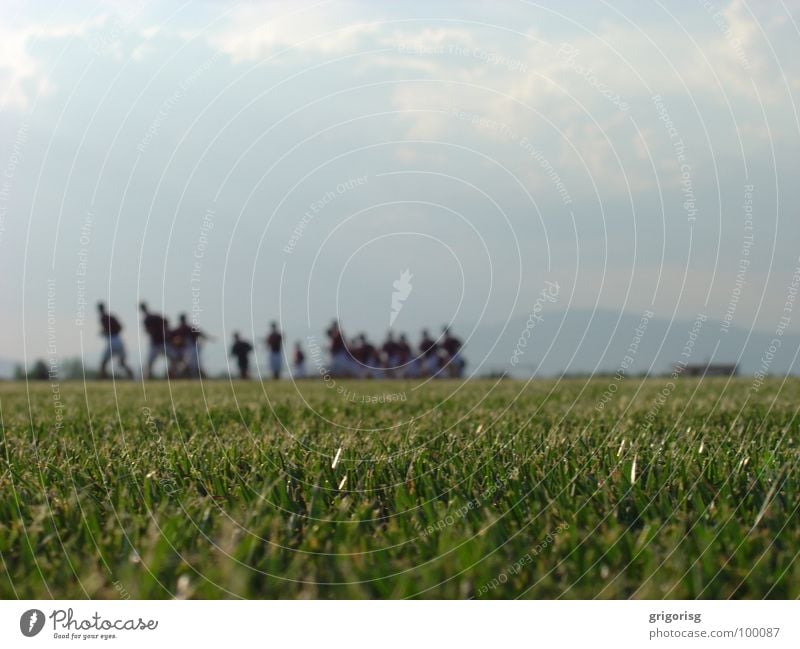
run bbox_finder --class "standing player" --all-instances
[419,329,439,377]
[381,331,400,377]
[441,326,465,378]
[97,302,134,379]
[352,333,376,379]
[139,302,170,379]
[265,322,284,380]
[327,320,349,377]
[230,332,253,380]
[293,341,306,378]
[397,333,413,378]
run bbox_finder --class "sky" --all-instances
[1,0,799,377]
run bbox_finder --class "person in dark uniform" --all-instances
[354,333,378,378]
[230,332,253,380]
[171,313,211,378]
[397,333,413,378]
[293,341,306,378]
[382,331,400,377]
[419,329,439,377]
[97,302,134,379]
[140,302,170,379]
[265,321,283,380]
[327,320,350,377]
[441,326,465,378]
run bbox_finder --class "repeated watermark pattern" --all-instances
[415,460,521,538]
[595,309,655,411]
[750,256,800,393]
[449,108,574,206]
[698,0,751,69]
[652,95,696,223]
[720,184,754,335]
[474,523,570,597]
[191,204,216,329]
[0,120,28,249]
[2,1,800,612]
[74,211,93,328]
[305,335,407,403]
[557,43,630,111]
[510,280,560,368]
[283,175,368,255]
[136,52,222,154]
[398,41,528,72]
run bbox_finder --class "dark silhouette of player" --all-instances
[293,341,306,378]
[140,302,170,379]
[265,321,283,380]
[397,333,413,377]
[382,331,400,377]
[351,333,379,378]
[326,319,350,377]
[441,325,465,378]
[171,313,211,378]
[230,332,253,379]
[419,329,438,376]
[97,302,133,379]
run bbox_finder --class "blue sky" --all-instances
[1,0,798,376]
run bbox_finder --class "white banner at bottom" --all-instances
[1,600,797,648]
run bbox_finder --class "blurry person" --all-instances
[230,332,253,380]
[293,341,306,378]
[364,335,381,378]
[355,333,378,378]
[327,320,350,377]
[382,331,400,377]
[169,315,192,378]
[167,320,188,377]
[265,321,283,380]
[140,302,170,379]
[442,326,465,378]
[419,329,439,376]
[348,336,364,377]
[172,313,211,378]
[97,302,133,379]
[397,333,413,378]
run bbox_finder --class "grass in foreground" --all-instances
[0,377,798,598]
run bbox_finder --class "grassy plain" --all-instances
[1,377,797,598]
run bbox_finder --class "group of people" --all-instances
[139,303,213,378]
[96,302,466,380]
[229,322,284,380]
[97,301,215,379]
[323,320,465,379]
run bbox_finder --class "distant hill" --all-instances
[469,308,800,379]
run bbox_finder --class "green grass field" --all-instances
[1,378,798,599]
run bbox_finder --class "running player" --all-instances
[172,314,211,378]
[293,342,306,378]
[97,302,134,379]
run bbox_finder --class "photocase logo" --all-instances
[390,269,413,326]
[20,609,45,637]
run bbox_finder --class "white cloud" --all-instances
[0,13,115,109]
[207,1,380,63]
